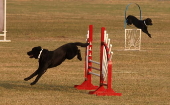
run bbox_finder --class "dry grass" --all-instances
[0,0,170,105]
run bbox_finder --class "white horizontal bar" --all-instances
[125,29,141,31]
[89,72,100,77]
[0,34,5,36]
[89,60,100,65]
[89,66,100,71]
[0,40,11,42]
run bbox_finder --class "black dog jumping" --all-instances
[126,15,153,38]
[24,42,89,85]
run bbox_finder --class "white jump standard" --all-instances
[0,0,11,42]
[74,25,122,96]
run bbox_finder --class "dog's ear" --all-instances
[31,46,42,52]
[38,46,42,49]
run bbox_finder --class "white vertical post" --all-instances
[139,29,141,50]
[4,0,6,40]
[125,29,127,50]
[0,0,11,42]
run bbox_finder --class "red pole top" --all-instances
[89,25,93,42]
[101,27,105,43]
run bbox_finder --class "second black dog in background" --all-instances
[126,15,153,38]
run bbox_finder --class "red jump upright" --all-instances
[74,25,98,90]
[75,25,122,96]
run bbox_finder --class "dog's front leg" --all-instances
[142,27,152,38]
[24,69,39,81]
[30,64,48,85]
[30,71,46,85]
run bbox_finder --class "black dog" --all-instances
[126,15,153,38]
[24,42,89,85]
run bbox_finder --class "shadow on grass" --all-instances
[0,80,83,93]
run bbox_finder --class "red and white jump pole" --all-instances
[74,25,122,96]
[74,25,98,90]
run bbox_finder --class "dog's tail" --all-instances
[74,42,89,47]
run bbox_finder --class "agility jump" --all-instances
[75,25,121,96]
[124,3,142,50]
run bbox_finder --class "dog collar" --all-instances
[38,49,43,59]
[144,20,147,26]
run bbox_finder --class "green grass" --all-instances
[0,0,170,105]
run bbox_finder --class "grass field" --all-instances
[0,0,170,104]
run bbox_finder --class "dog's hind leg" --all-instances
[77,49,82,61]
[24,70,39,81]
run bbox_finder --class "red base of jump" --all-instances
[74,80,98,90]
[89,86,122,96]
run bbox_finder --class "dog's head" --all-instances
[27,46,42,59]
[144,18,153,25]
